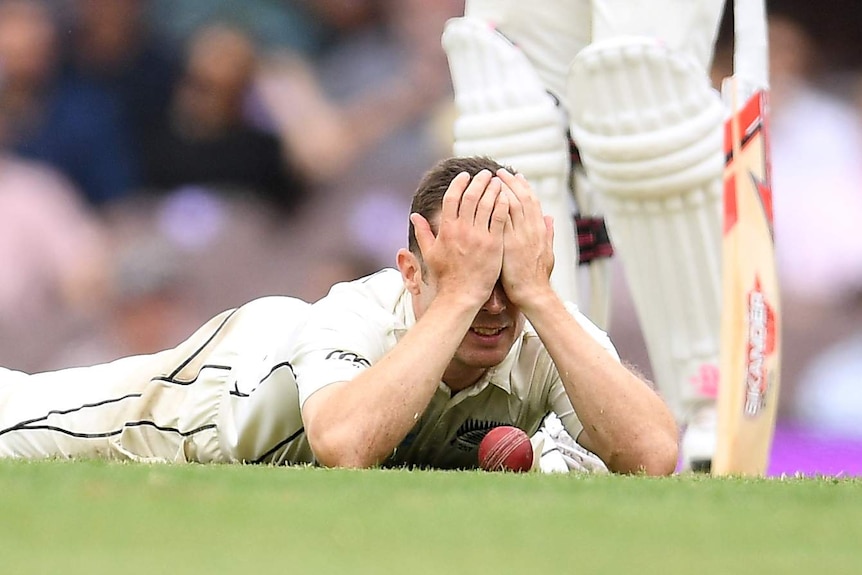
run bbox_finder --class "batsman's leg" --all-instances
[452,0,617,326]
[568,0,728,470]
[442,7,587,303]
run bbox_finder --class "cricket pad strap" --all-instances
[443,16,579,302]
[576,216,614,264]
[567,36,725,420]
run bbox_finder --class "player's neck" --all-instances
[442,365,487,393]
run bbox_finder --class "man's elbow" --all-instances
[314,447,380,469]
[302,391,386,469]
[637,438,679,476]
[608,431,679,476]
[631,432,679,476]
[306,424,383,469]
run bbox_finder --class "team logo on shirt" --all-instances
[324,350,371,368]
[452,419,509,452]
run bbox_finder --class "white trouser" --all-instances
[0,297,314,464]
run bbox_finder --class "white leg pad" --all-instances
[443,16,579,302]
[568,37,725,421]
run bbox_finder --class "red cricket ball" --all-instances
[478,425,534,472]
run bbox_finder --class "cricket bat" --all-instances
[712,0,782,476]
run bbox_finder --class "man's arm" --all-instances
[301,171,509,468]
[497,169,678,475]
[300,294,480,468]
[527,293,678,475]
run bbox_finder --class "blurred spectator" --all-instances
[0,151,110,371]
[252,0,461,271]
[147,0,325,55]
[793,321,862,439]
[766,14,862,424]
[710,11,862,303]
[767,14,862,302]
[61,0,181,164]
[774,12,862,439]
[139,22,308,214]
[255,0,457,189]
[48,237,202,369]
[296,247,381,303]
[0,0,138,206]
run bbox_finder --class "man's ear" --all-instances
[396,248,423,295]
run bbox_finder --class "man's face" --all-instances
[452,280,524,369]
[408,261,525,381]
[0,3,57,89]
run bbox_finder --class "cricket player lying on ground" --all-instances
[0,157,678,475]
[443,0,728,470]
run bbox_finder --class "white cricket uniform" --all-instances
[0,296,314,464]
[0,269,620,468]
[292,269,619,469]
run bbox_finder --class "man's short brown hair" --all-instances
[407,156,514,257]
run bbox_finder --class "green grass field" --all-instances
[0,461,859,575]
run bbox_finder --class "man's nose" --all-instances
[482,283,508,314]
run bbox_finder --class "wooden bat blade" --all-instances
[713,87,782,476]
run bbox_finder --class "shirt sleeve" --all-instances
[563,301,620,361]
[291,289,395,407]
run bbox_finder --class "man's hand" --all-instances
[412,170,509,306]
[497,169,556,308]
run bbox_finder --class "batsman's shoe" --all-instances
[680,403,717,472]
[532,413,609,474]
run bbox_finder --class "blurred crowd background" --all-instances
[0,0,860,446]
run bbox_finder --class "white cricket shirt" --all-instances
[292,269,620,469]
